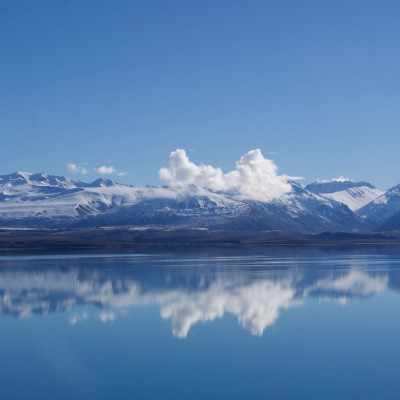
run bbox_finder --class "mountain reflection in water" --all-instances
[0,250,397,338]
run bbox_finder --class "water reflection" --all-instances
[0,252,397,337]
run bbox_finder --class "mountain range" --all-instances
[1,171,400,233]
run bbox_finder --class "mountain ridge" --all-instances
[0,171,396,234]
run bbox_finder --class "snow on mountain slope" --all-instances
[0,171,366,233]
[305,179,384,211]
[0,171,83,188]
[0,172,251,227]
[357,184,400,229]
[316,187,384,212]
[65,180,365,232]
[250,182,366,233]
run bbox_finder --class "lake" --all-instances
[1,246,400,399]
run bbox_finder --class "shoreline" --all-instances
[1,228,400,255]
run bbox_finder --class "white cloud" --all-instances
[94,166,117,175]
[317,176,350,183]
[159,149,298,202]
[93,166,128,176]
[66,163,89,175]
[66,163,127,177]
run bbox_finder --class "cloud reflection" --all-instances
[0,257,393,338]
[158,280,296,338]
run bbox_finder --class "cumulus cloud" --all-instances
[159,149,298,201]
[93,166,127,177]
[66,163,89,175]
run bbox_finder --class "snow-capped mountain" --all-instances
[245,182,365,233]
[357,183,400,230]
[0,171,250,226]
[0,171,372,233]
[305,179,384,212]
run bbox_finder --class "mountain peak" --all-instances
[89,178,116,187]
[0,171,31,185]
[305,180,375,194]
[12,171,31,180]
[29,172,78,188]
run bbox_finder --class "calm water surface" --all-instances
[1,247,400,399]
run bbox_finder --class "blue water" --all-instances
[1,247,400,399]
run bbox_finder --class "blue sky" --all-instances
[1,0,399,189]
